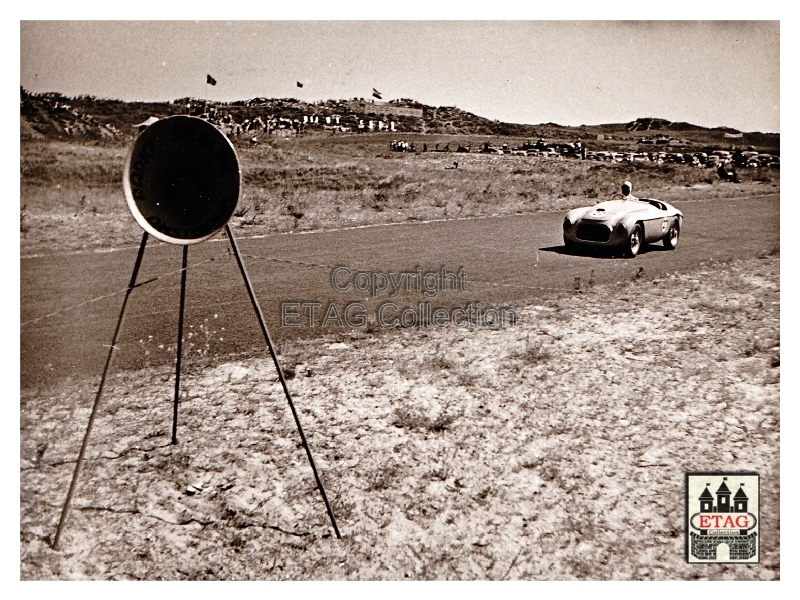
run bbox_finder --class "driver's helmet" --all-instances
[621,181,633,195]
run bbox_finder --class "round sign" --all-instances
[123,115,241,244]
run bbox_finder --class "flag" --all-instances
[297,81,304,88]
[372,88,382,100]
[207,74,217,86]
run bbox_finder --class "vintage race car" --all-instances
[563,195,682,257]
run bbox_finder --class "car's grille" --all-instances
[576,223,611,242]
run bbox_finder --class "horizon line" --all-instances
[21,87,781,136]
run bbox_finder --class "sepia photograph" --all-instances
[19,16,783,582]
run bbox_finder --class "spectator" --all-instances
[717,161,741,183]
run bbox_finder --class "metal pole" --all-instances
[172,244,189,444]
[224,224,341,539]
[53,232,149,549]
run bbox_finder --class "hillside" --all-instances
[20,88,779,154]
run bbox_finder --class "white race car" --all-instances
[563,195,683,258]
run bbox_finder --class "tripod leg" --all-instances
[53,232,149,549]
[172,244,189,445]
[224,224,341,539]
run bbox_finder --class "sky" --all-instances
[20,20,780,133]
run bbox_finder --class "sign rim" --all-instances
[122,115,242,245]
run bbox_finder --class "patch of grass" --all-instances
[510,336,552,366]
[688,299,747,315]
[391,406,457,432]
[278,341,303,379]
[456,371,482,387]
[428,345,457,371]
[753,168,775,183]
[366,462,402,491]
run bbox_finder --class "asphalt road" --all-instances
[21,193,779,389]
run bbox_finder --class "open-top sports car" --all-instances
[563,195,683,258]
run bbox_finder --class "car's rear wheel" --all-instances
[624,224,643,258]
[663,220,680,250]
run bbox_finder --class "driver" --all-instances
[621,181,638,201]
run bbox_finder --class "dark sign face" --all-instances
[123,116,241,244]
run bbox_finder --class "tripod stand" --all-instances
[52,225,341,548]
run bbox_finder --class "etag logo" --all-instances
[686,473,760,563]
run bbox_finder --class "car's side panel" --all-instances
[633,200,672,242]
[643,216,671,242]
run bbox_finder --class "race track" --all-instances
[21,193,779,389]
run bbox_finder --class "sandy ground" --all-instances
[20,254,779,580]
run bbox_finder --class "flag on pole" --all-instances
[372,88,382,100]
[207,74,217,86]
[297,81,304,88]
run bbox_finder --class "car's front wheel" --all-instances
[624,224,643,258]
[663,220,680,250]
